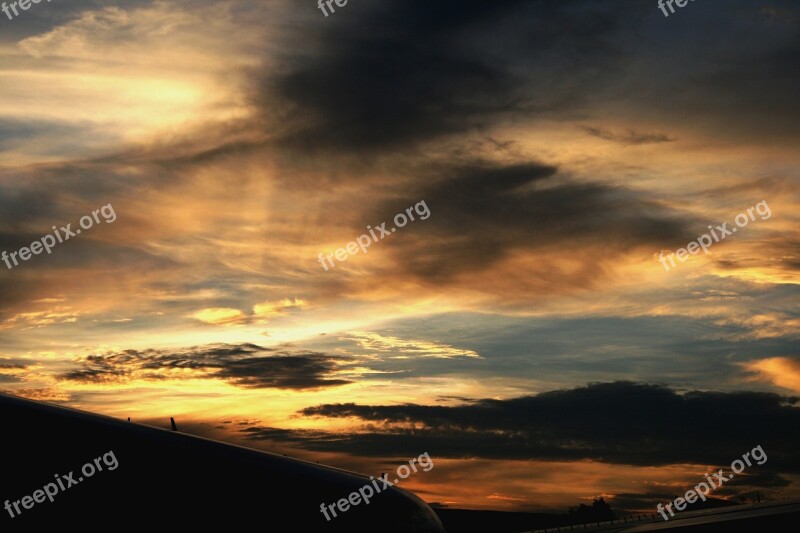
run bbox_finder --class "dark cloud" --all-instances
[0,357,29,370]
[240,382,800,472]
[267,0,800,150]
[0,276,40,314]
[267,0,647,152]
[711,235,800,275]
[369,162,690,283]
[0,359,30,385]
[0,119,70,148]
[212,354,351,389]
[0,180,67,225]
[694,29,800,139]
[59,343,352,390]
[613,1,800,142]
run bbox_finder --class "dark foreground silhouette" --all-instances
[0,393,444,531]
[435,498,799,532]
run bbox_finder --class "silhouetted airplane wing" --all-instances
[0,393,445,531]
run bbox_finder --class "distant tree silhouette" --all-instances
[568,497,616,524]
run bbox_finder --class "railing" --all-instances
[524,512,665,532]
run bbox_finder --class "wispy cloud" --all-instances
[346,331,481,359]
[581,126,676,145]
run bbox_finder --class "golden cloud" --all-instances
[741,357,800,393]
[190,308,247,325]
[253,298,309,318]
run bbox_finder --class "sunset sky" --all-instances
[1,0,799,514]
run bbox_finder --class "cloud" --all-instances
[266,0,647,152]
[741,357,800,393]
[581,126,676,145]
[0,387,71,402]
[368,162,691,287]
[345,331,481,359]
[190,298,310,325]
[253,298,308,318]
[241,382,800,471]
[0,357,31,384]
[189,307,248,325]
[1,307,81,330]
[59,343,353,390]
[3,1,258,152]
[0,357,29,370]
[212,353,351,389]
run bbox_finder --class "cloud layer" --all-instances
[241,382,800,472]
[60,343,352,389]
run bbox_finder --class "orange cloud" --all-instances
[741,357,800,393]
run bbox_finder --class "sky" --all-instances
[1,0,799,514]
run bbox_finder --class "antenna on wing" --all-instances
[170,417,178,431]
